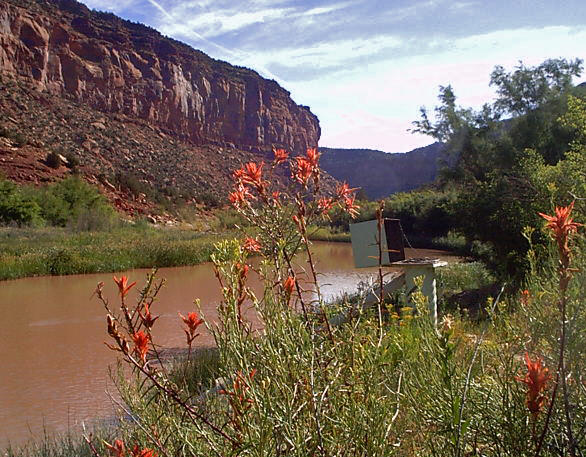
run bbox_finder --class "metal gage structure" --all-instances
[348,218,446,327]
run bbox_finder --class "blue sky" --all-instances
[79,0,586,152]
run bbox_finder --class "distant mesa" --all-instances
[320,143,445,200]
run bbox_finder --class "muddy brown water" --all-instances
[0,242,456,446]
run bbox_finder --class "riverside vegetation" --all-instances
[0,176,247,279]
[11,145,580,457]
[4,58,586,456]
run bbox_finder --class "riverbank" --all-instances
[309,226,490,260]
[0,222,485,281]
[0,224,232,280]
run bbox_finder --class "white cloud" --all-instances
[161,6,293,38]
[258,35,403,69]
[303,3,353,17]
[290,25,586,151]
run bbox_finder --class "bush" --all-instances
[0,179,43,226]
[64,152,80,169]
[35,177,117,228]
[198,191,221,209]
[46,150,62,169]
[0,126,27,147]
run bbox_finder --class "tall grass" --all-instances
[0,225,230,280]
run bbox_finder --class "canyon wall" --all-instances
[0,0,320,153]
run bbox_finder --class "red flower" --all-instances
[284,276,296,295]
[113,276,137,298]
[132,331,150,363]
[538,201,582,261]
[105,439,125,457]
[140,302,159,329]
[520,289,530,306]
[130,446,157,457]
[317,197,334,214]
[343,195,360,219]
[293,157,313,186]
[336,182,359,199]
[516,352,551,417]
[229,184,255,209]
[233,167,245,181]
[292,214,304,231]
[234,162,266,193]
[243,236,262,253]
[179,311,204,335]
[273,147,289,165]
[305,147,319,169]
[236,262,249,279]
[220,369,257,403]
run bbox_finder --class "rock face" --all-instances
[320,143,446,199]
[0,0,320,153]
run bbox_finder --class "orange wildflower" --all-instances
[130,446,157,457]
[273,147,289,165]
[292,214,304,231]
[336,182,358,199]
[220,369,257,403]
[343,195,360,219]
[113,276,137,298]
[237,162,266,193]
[520,289,530,306]
[132,331,150,363]
[243,236,262,253]
[271,190,282,207]
[516,352,551,417]
[235,262,249,279]
[140,302,159,329]
[284,276,296,295]
[229,184,255,208]
[538,201,582,261]
[105,439,125,457]
[293,157,313,186]
[317,197,334,214]
[179,311,204,336]
[306,147,320,169]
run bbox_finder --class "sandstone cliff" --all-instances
[0,0,320,152]
[0,0,326,217]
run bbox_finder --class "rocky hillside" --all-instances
[0,0,322,216]
[320,143,445,200]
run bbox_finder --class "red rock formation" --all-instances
[0,0,320,153]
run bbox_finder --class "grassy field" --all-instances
[0,224,233,280]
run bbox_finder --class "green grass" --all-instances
[307,225,351,242]
[3,428,114,457]
[0,225,233,280]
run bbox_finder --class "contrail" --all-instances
[145,0,173,20]
[145,0,285,84]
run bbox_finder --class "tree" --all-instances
[411,58,585,279]
[490,58,583,116]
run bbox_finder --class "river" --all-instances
[0,242,456,446]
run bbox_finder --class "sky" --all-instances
[79,0,586,152]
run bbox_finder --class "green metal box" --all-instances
[349,219,405,268]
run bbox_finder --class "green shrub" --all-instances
[35,177,116,228]
[64,152,80,169]
[198,191,221,209]
[45,151,62,169]
[0,179,43,226]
